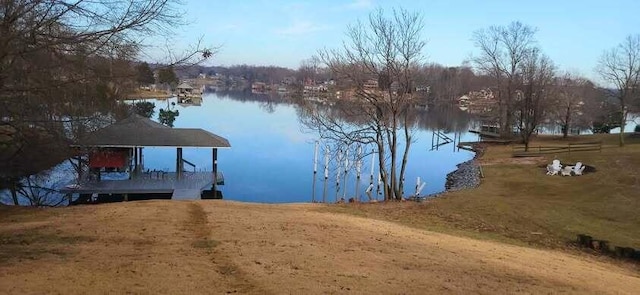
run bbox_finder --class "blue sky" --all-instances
[168,0,639,82]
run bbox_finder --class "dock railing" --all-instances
[182,158,196,173]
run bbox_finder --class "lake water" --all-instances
[137,92,476,203]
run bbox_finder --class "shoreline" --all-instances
[444,142,485,192]
[125,92,174,100]
[445,159,480,191]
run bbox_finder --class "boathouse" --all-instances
[61,114,230,203]
[176,82,202,98]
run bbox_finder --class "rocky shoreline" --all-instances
[445,159,480,191]
[444,142,484,192]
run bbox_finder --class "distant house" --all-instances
[251,82,267,92]
[304,84,326,93]
[282,77,296,85]
[415,85,430,92]
[363,79,379,89]
[458,95,470,111]
[336,89,356,100]
[458,89,497,114]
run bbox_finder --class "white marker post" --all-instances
[312,141,319,203]
[342,147,349,200]
[336,149,342,202]
[377,172,382,200]
[323,145,329,203]
[415,177,426,199]
[355,145,362,202]
[368,149,375,201]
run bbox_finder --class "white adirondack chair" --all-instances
[547,159,562,176]
[561,166,573,176]
[573,162,585,176]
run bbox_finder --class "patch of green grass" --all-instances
[0,231,94,245]
[192,239,220,249]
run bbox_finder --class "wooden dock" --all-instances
[171,189,202,200]
[468,129,501,138]
[61,172,224,199]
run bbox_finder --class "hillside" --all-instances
[1,200,639,294]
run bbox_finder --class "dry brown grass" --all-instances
[0,206,91,263]
[324,133,640,252]
[2,201,640,294]
[126,89,172,99]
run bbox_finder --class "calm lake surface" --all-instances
[139,92,476,203]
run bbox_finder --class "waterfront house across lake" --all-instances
[61,114,230,203]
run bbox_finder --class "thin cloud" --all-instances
[221,23,242,31]
[275,21,330,36]
[207,22,244,34]
[346,0,373,9]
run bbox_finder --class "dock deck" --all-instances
[468,129,501,138]
[60,172,224,197]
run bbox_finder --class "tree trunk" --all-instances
[619,103,626,147]
[500,102,510,138]
[398,124,411,199]
[376,134,389,201]
[10,181,19,205]
[563,105,571,138]
[389,126,399,200]
[523,130,531,152]
[501,83,514,138]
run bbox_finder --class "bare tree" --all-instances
[597,34,640,146]
[472,21,537,138]
[417,64,475,104]
[514,49,556,151]
[551,73,595,138]
[303,8,425,201]
[0,0,214,205]
[297,57,321,85]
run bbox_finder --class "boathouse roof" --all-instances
[76,114,231,148]
[176,82,194,89]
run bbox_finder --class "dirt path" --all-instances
[1,201,639,294]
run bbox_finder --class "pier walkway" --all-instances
[61,172,224,199]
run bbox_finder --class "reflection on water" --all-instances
[139,91,476,203]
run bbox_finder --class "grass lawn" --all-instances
[126,89,173,99]
[322,133,640,251]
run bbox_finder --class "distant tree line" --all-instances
[301,20,639,150]
[174,64,296,85]
[469,21,639,148]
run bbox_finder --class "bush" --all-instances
[158,108,179,127]
[133,101,155,118]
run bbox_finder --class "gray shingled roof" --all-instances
[177,82,194,89]
[77,114,231,148]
